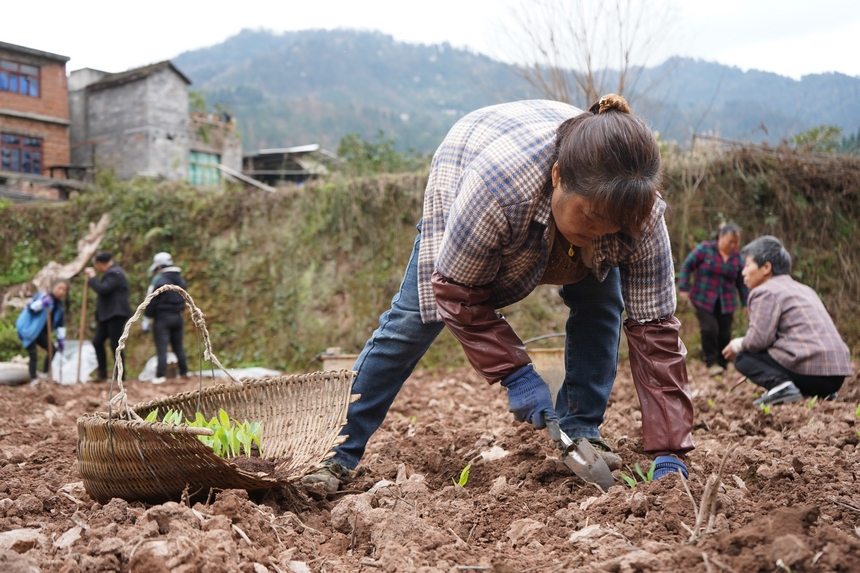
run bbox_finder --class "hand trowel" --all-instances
[545,416,615,491]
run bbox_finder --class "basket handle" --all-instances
[109,284,239,420]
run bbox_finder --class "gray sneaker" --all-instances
[301,461,351,493]
[753,381,802,407]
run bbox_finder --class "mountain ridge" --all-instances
[172,28,860,153]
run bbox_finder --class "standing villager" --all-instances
[16,279,69,385]
[678,223,749,377]
[304,96,695,493]
[722,235,853,406]
[84,251,132,381]
[142,252,188,384]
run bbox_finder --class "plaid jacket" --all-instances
[742,275,852,376]
[677,240,749,314]
[417,99,677,324]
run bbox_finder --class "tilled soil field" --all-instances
[1,358,859,573]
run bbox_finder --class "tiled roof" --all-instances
[87,60,191,91]
[0,41,69,63]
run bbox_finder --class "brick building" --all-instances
[69,61,241,183]
[0,41,80,201]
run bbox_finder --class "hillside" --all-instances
[173,29,537,153]
[2,146,859,373]
[642,57,860,144]
[173,29,860,153]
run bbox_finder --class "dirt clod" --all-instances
[0,363,857,571]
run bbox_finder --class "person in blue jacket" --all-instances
[16,279,69,385]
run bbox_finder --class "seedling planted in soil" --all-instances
[759,403,772,415]
[145,407,263,458]
[805,396,818,409]
[621,461,656,488]
[453,463,472,487]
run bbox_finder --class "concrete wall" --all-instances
[143,68,189,180]
[68,68,108,166]
[70,67,189,180]
[85,76,150,178]
[67,63,253,185]
[67,68,107,92]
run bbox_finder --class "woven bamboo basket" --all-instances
[76,285,358,504]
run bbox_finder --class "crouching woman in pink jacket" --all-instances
[722,235,853,406]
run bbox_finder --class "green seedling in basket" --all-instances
[145,407,263,458]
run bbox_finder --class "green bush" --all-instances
[0,313,23,362]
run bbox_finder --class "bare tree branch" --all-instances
[501,0,680,111]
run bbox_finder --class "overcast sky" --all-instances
[4,0,859,80]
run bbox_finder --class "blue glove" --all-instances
[500,364,557,430]
[57,338,65,352]
[652,455,689,480]
[41,295,54,307]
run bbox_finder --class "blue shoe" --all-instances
[652,455,689,480]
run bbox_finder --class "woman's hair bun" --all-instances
[588,93,631,115]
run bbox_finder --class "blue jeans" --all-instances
[332,225,624,468]
[556,268,623,441]
[333,224,445,468]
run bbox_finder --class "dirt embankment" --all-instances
[1,359,859,572]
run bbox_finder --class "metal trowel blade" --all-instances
[559,432,615,491]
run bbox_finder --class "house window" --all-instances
[189,151,220,185]
[0,60,40,97]
[1,134,42,174]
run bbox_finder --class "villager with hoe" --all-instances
[305,95,695,492]
[84,250,132,382]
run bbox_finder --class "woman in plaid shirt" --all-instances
[678,223,749,377]
[305,95,694,492]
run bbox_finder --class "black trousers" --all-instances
[152,312,188,377]
[694,299,733,368]
[93,316,128,379]
[26,328,56,379]
[734,351,845,396]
